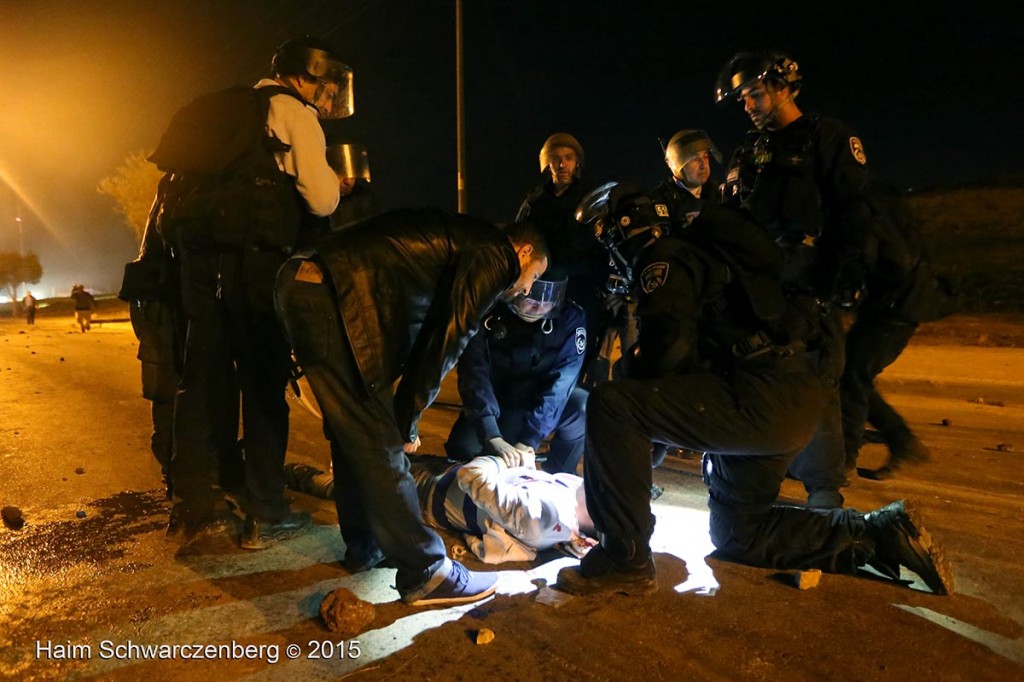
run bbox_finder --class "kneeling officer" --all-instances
[555,183,953,598]
[445,276,588,475]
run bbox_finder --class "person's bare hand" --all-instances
[403,436,422,454]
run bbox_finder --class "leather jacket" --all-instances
[307,208,521,441]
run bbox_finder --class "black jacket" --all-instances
[649,177,719,230]
[632,203,824,378]
[859,190,957,323]
[722,114,872,300]
[307,208,521,441]
[515,178,600,277]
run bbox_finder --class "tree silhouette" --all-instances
[97,149,163,242]
[0,251,43,316]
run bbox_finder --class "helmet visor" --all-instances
[305,50,354,118]
[511,278,567,322]
[574,181,618,227]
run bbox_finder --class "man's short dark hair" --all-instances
[503,220,550,262]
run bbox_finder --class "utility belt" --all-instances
[732,330,804,361]
[722,330,819,374]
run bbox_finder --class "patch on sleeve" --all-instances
[575,327,587,355]
[640,262,669,294]
[849,137,867,165]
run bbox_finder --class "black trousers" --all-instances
[840,315,918,463]
[172,250,291,522]
[444,387,588,474]
[586,360,869,573]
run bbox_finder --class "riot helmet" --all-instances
[539,133,585,174]
[326,142,371,181]
[508,276,568,323]
[272,36,354,119]
[664,129,722,186]
[714,51,801,104]
[576,182,672,294]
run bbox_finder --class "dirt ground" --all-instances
[1,301,1022,681]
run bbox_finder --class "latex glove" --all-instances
[488,437,523,467]
[512,444,537,469]
[403,436,422,454]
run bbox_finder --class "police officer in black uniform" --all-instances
[651,129,722,222]
[516,133,609,370]
[715,51,872,508]
[445,276,588,475]
[119,178,245,501]
[843,186,956,477]
[554,183,953,598]
[159,37,352,550]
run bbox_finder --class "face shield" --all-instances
[326,143,371,180]
[299,48,354,119]
[280,45,356,119]
[510,277,567,322]
[575,181,617,229]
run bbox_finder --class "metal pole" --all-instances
[456,0,467,213]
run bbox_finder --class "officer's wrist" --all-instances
[479,416,501,441]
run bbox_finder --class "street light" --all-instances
[15,215,23,256]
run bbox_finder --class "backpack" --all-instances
[148,85,305,251]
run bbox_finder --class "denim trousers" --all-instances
[275,259,449,600]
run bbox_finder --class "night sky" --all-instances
[1,0,1019,298]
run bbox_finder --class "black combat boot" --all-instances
[240,509,313,550]
[862,500,954,595]
[556,534,657,596]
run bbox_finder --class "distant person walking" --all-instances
[70,284,96,333]
[22,292,37,325]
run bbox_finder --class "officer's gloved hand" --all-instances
[488,437,532,468]
[513,444,537,469]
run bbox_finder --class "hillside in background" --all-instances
[909,186,1024,312]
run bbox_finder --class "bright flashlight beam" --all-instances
[0,160,63,247]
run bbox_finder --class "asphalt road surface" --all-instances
[1,307,1022,681]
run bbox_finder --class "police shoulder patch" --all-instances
[641,262,669,294]
[574,327,587,355]
[849,136,867,165]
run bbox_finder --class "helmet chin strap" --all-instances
[756,82,795,131]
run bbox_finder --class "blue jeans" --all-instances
[275,259,449,601]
